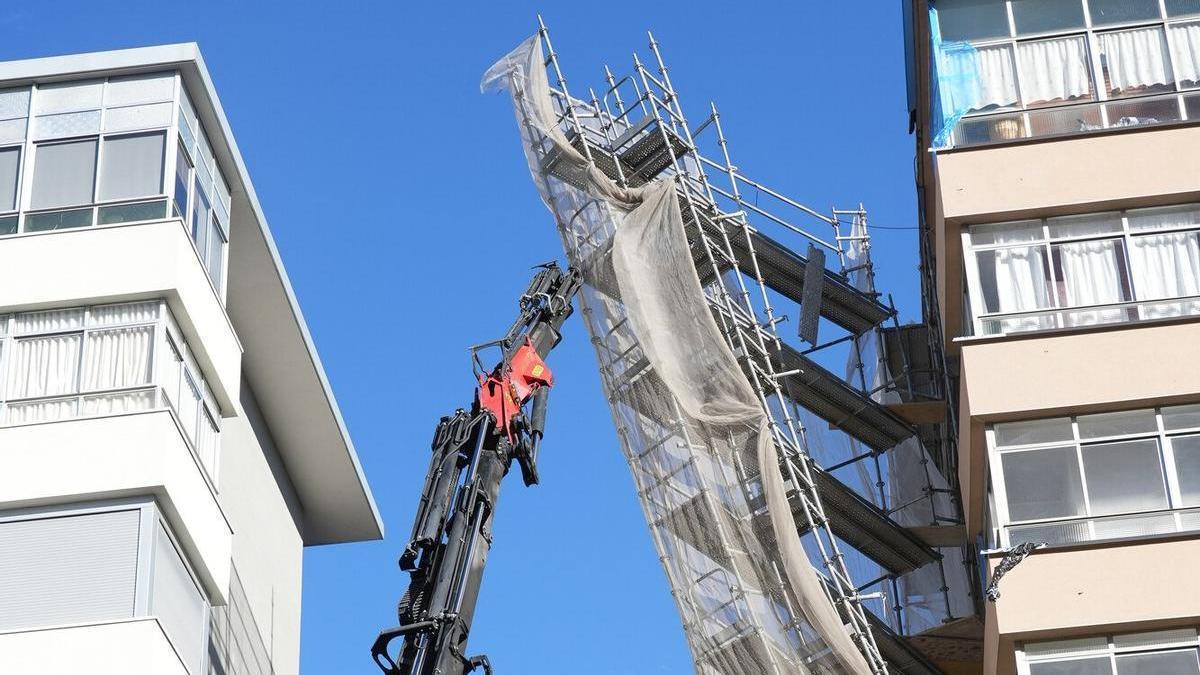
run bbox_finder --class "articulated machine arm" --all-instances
[372,263,582,675]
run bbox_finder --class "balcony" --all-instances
[0,412,232,601]
[931,0,1200,150]
[0,218,241,411]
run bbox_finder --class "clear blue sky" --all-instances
[2,2,919,672]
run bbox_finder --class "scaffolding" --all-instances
[485,19,974,674]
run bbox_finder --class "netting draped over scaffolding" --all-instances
[843,222,974,634]
[483,35,871,675]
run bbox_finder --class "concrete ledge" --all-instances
[0,411,232,603]
[937,124,1200,223]
[985,538,1200,673]
[0,618,187,675]
[0,219,242,415]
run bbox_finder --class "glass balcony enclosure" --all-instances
[0,72,231,294]
[933,0,1200,146]
[0,300,222,484]
[988,403,1200,548]
[962,203,1200,336]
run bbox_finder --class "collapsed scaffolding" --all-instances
[484,20,976,674]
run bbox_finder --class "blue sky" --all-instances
[2,2,919,672]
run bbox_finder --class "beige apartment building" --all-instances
[904,0,1200,673]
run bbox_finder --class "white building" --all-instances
[0,44,382,675]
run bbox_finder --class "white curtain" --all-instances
[1130,232,1200,318]
[1099,27,1172,94]
[178,375,201,444]
[1170,22,1200,87]
[81,327,152,391]
[89,301,159,327]
[990,246,1052,332]
[6,334,81,398]
[5,398,77,425]
[195,408,220,478]
[1017,36,1093,105]
[14,308,83,335]
[974,45,1020,110]
[159,334,182,411]
[1057,240,1127,326]
[82,390,154,417]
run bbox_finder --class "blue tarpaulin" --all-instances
[929,4,982,148]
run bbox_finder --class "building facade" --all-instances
[905,1,1200,673]
[0,45,382,675]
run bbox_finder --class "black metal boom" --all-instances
[371,263,582,675]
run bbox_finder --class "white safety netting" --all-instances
[842,221,974,634]
[483,35,872,674]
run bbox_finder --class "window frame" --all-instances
[1017,628,1200,674]
[961,204,1200,336]
[989,404,1200,548]
[940,0,1200,144]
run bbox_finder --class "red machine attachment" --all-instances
[477,338,553,442]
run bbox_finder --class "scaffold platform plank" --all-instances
[770,341,915,453]
[549,133,894,336]
[612,122,689,187]
[608,363,936,576]
[863,608,945,675]
[816,578,945,675]
[798,465,939,575]
[699,221,895,336]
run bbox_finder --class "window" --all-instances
[98,132,165,201]
[0,301,222,483]
[938,0,1012,41]
[0,507,139,630]
[155,320,222,480]
[1097,27,1174,100]
[1169,0,1200,17]
[1090,0,1162,26]
[30,139,97,210]
[933,1,1200,146]
[191,174,211,254]
[151,521,208,674]
[963,205,1200,335]
[1020,629,1200,675]
[173,142,191,218]
[0,501,210,675]
[0,87,30,145]
[206,215,227,291]
[0,151,16,232]
[0,146,19,212]
[27,133,169,230]
[176,90,230,294]
[1011,0,1086,35]
[990,404,1200,547]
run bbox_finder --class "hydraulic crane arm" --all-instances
[372,262,582,675]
